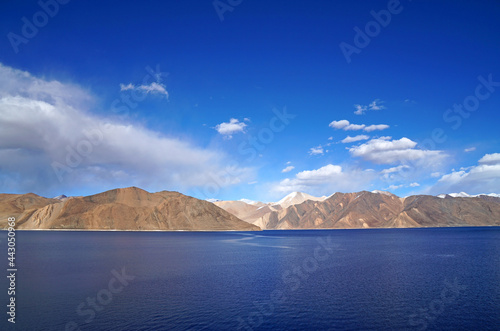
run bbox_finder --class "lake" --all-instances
[1,227,499,330]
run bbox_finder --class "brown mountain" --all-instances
[213,200,282,225]
[1,187,260,231]
[218,191,500,229]
[0,193,58,227]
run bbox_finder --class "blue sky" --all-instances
[1,0,500,201]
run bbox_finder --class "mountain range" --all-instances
[214,190,500,229]
[1,188,499,231]
[0,187,259,231]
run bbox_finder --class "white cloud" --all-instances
[384,182,419,191]
[381,165,410,175]
[274,164,376,196]
[354,99,385,115]
[464,147,476,152]
[431,172,442,178]
[0,63,252,196]
[214,118,247,138]
[350,137,446,165]
[386,184,403,190]
[119,82,168,97]
[368,99,385,111]
[329,119,389,132]
[309,146,324,155]
[380,165,410,180]
[341,135,370,143]
[478,153,500,165]
[329,120,351,129]
[364,124,390,132]
[429,153,500,195]
[354,104,367,115]
[282,165,295,173]
[297,164,342,179]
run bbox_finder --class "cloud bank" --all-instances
[430,153,500,194]
[274,164,376,196]
[349,137,446,165]
[0,64,251,196]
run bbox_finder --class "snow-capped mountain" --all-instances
[272,191,327,209]
[371,190,396,196]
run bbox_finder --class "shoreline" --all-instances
[1,225,499,233]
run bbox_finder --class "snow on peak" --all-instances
[449,192,471,198]
[274,192,324,209]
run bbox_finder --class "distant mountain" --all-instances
[0,187,260,231]
[239,199,266,207]
[273,191,326,209]
[215,191,500,229]
[437,192,500,199]
[3,188,499,231]
[53,194,69,201]
[213,191,327,227]
[213,200,282,225]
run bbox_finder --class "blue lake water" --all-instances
[0,227,499,330]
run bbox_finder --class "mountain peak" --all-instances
[275,191,324,209]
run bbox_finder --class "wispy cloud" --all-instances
[281,165,295,173]
[386,184,403,190]
[309,146,324,155]
[464,147,476,152]
[341,135,370,143]
[385,182,419,191]
[368,99,385,110]
[353,104,367,115]
[354,99,385,115]
[119,82,168,97]
[329,120,389,132]
[380,165,410,180]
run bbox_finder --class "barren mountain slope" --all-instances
[9,187,260,231]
